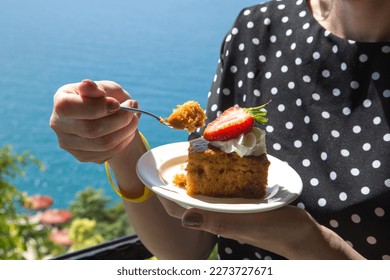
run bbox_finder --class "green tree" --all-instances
[0,145,62,259]
[70,187,133,242]
[68,218,104,251]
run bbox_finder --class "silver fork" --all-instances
[119,106,172,128]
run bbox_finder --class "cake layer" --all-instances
[186,138,270,198]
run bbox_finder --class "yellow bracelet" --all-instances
[105,132,154,203]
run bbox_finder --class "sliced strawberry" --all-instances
[203,107,253,141]
[203,102,270,141]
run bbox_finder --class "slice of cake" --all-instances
[185,103,270,199]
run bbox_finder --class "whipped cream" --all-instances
[208,127,267,157]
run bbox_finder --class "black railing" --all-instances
[53,234,152,260]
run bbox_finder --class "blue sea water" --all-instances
[0,0,260,208]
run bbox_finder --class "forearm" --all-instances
[108,132,216,259]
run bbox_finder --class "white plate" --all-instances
[136,142,302,213]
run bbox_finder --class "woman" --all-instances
[50,0,390,259]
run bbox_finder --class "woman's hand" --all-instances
[180,206,365,259]
[50,80,139,164]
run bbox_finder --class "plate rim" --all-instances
[136,141,302,213]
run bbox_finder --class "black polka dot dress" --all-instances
[200,0,390,260]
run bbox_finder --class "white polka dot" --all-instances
[302,159,311,167]
[260,6,267,13]
[362,143,371,151]
[225,34,232,42]
[231,28,238,35]
[238,80,243,88]
[264,256,272,260]
[239,43,245,51]
[385,179,390,187]
[384,133,390,142]
[270,35,277,43]
[264,18,271,25]
[247,72,255,79]
[350,81,360,89]
[339,192,348,201]
[278,4,286,10]
[247,21,254,28]
[297,202,305,209]
[225,247,233,254]
[372,160,381,168]
[318,198,327,207]
[278,104,285,112]
[341,149,350,157]
[295,57,302,65]
[322,111,330,119]
[353,125,361,133]
[254,252,262,259]
[329,219,339,228]
[372,72,380,80]
[333,88,341,96]
[243,9,251,16]
[310,178,319,186]
[330,171,337,180]
[361,186,370,195]
[252,38,260,45]
[367,236,377,245]
[230,65,238,73]
[322,70,330,78]
[382,45,390,53]
[313,52,320,59]
[383,89,390,98]
[304,115,310,123]
[288,82,295,89]
[321,152,328,161]
[291,42,296,50]
[373,116,381,125]
[363,99,372,108]
[243,94,246,102]
[271,87,278,95]
[265,72,272,79]
[273,143,281,150]
[211,104,218,111]
[312,93,320,100]
[286,29,293,36]
[299,10,306,17]
[312,133,319,142]
[285,122,293,129]
[351,214,361,223]
[259,55,266,62]
[375,207,385,217]
[332,45,338,53]
[223,88,231,96]
[253,89,261,97]
[266,125,274,133]
[282,16,289,23]
[359,54,368,62]
[294,140,302,148]
[343,107,351,115]
[341,62,347,71]
[303,23,310,29]
[303,75,311,83]
[351,168,360,176]
[331,130,340,138]
[296,98,303,107]
[281,65,288,73]
[244,57,249,65]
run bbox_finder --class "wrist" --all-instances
[107,131,148,198]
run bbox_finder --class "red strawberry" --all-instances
[203,102,270,141]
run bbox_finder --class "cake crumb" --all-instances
[173,173,187,188]
[166,101,206,133]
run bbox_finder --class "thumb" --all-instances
[78,79,107,99]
